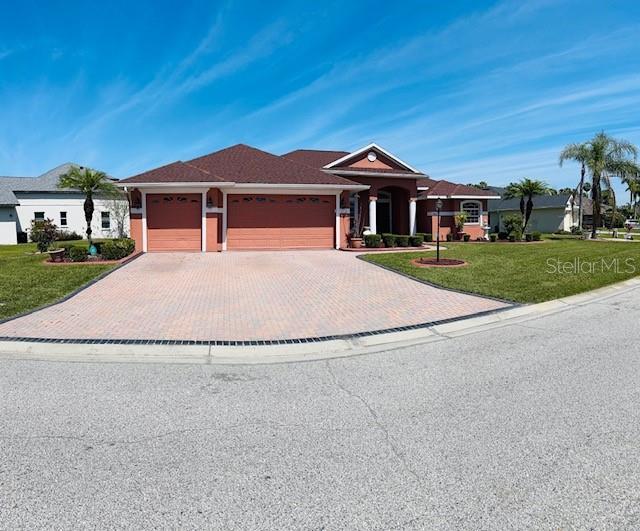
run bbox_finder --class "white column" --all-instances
[409,198,417,236]
[221,191,228,251]
[335,193,341,250]
[201,191,207,252]
[369,196,377,234]
[141,190,148,252]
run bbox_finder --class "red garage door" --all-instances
[227,194,335,250]
[146,193,201,251]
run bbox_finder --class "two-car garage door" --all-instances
[145,193,335,251]
[227,194,335,250]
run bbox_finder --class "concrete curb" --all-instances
[0,277,638,365]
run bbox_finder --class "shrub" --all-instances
[463,234,470,242]
[69,246,88,262]
[364,234,381,248]
[30,219,58,252]
[17,231,28,243]
[570,226,582,235]
[409,235,424,247]
[381,233,396,248]
[508,231,522,242]
[395,235,409,247]
[554,229,570,235]
[489,233,498,242]
[418,232,433,242]
[100,238,136,260]
[502,214,523,236]
[454,212,467,231]
[56,230,82,241]
[532,231,542,241]
[446,233,453,242]
[525,233,533,242]
[498,231,508,240]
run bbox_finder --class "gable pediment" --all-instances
[323,143,420,173]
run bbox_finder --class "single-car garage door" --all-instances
[227,194,335,250]
[146,193,201,251]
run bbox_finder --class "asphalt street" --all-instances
[1,286,639,529]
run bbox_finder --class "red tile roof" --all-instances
[282,149,349,168]
[122,145,358,186]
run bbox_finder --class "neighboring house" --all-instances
[119,143,498,252]
[0,163,129,245]
[488,193,579,233]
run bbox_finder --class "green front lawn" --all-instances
[362,240,640,303]
[0,242,115,320]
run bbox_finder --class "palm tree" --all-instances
[560,132,640,238]
[58,166,120,244]
[503,178,551,231]
[623,173,640,219]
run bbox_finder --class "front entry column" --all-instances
[369,196,377,234]
[409,197,417,236]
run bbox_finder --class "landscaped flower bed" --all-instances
[46,238,137,264]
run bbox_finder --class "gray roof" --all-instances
[0,163,84,206]
[489,193,572,212]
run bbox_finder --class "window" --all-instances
[461,201,481,224]
[101,211,111,230]
[34,212,45,221]
[60,211,67,226]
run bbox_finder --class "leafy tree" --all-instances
[30,219,58,252]
[58,166,121,244]
[503,178,552,231]
[560,132,640,238]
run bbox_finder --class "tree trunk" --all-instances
[591,174,600,239]
[577,163,585,230]
[84,193,94,244]
[524,196,533,231]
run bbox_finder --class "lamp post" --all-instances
[436,198,443,262]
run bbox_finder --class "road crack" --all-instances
[324,360,424,488]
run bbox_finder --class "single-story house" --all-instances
[0,163,129,244]
[119,143,499,252]
[488,193,579,233]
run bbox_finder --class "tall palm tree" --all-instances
[503,178,551,231]
[58,166,120,244]
[623,173,640,218]
[560,132,640,238]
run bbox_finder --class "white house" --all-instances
[488,193,579,233]
[0,163,129,245]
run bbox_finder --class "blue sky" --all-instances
[1,0,640,199]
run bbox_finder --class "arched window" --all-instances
[461,200,481,224]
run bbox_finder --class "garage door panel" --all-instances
[146,194,201,252]
[227,194,334,250]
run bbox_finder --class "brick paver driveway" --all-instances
[0,252,510,341]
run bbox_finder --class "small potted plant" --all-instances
[454,212,468,240]
[348,202,365,248]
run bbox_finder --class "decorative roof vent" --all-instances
[367,151,377,162]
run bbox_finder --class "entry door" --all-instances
[146,193,202,251]
[377,192,392,233]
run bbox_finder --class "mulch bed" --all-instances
[411,257,467,268]
[43,252,142,266]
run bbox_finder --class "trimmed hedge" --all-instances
[525,233,533,242]
[69,246,88,262]
[395,235,409,247]
[100,238,135,260]
[532,231,542,241]
[364,234,382,248]
[409,235,424,247]
[381,233,396,248]
[489,233,498,242]
[416,232,432,242]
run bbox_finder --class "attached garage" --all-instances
[146,193,201,251]
[227,194,335,250]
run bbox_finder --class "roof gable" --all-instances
[282,149,349,168]
[324,143,421,173]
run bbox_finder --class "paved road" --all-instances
[1,286,639,530]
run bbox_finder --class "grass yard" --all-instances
[362,239,640,303]
[0,242,115,320]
